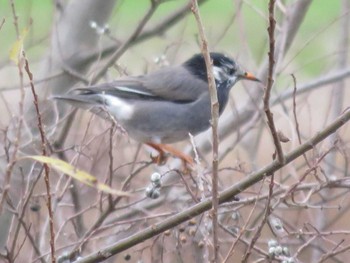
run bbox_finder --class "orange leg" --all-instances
[146,143,194,166]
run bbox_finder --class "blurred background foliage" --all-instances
[0,0,343,76]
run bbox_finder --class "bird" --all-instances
[54,52,259,165]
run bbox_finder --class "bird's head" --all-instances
[184,52,260,88]
[184,52,259,114]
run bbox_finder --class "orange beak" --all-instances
[242,72,260,82]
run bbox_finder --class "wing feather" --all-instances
[70,65,208,103]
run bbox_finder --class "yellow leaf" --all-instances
[26,155,130,197]
[9,28,29,64]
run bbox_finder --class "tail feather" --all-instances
[53,93,114,120]
[52,88,135,122]
[52,89,105,109]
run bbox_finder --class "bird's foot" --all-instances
[150,151,169,166]
[146,143,194,169]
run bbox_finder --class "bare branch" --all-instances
[24,55,56,263]
[191,0,220,261]
[264,0,284,164]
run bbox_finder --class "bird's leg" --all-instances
[159,144,194,165]
[146,143,169,165]
[146,143,194,166]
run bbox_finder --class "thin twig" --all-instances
[107,123,115,206]
[291,74,311,167]
[191,0,220,261]
[24,55,56,263]
[264,0,285,164]
[9,0,19,38]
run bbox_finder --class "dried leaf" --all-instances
[26,155,130,196]
[9,28,28,65]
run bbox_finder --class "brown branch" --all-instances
[107,123,115,206]
[264,0,285,164]
[291,74,311,167]
[9,0,19,38]
[24,55,56,263]
[191,0,220,261]
[74,108,350,263]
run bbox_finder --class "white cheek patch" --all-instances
[101,95,134,120]
[229,75,238,85]
[213,66,225,82]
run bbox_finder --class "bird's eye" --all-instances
[227,68,235,75]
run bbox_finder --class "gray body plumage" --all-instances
[55,53,257,144]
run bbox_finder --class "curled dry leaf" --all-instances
[277,130,290,143]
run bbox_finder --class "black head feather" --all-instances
[183,52,238,83]
[183,52,240,113]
